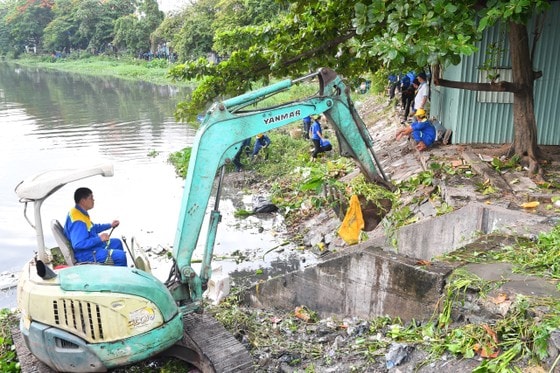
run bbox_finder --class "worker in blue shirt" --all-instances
[310,115,332,159]
[232,137,251,171]
[302,116,312,139]
[64,187,127,266]
[252,133,271,160]
[395,109,436,151]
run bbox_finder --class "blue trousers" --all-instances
[75,238,127,266]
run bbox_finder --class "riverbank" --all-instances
[3,59,560,372]
[6,55,193,88]
[210,97,560,372]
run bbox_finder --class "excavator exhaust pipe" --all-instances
[36,260,57,280]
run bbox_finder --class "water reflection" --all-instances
[0,64,190,159]
[0,63,194,280]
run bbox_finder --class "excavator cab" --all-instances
[14,164,184,371]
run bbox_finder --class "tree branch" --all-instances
[431,64,543,93]
[434,77,519,92]
[252,30,357,76]
[281,30,357,66]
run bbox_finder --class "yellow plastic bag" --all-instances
[338,194,364,245]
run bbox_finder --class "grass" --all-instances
[0,309,19,372]
[9,54,194,88]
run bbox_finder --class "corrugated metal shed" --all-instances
[431,2,560,145]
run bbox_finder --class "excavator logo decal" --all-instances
[263,109,301,125]
[129,306,156,329]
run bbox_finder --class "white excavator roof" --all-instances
[15,163,114,201]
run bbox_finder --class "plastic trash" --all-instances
[338,194,364,245]
[253,196,278,213]
[204,265,230,305]
[385,342,413,369]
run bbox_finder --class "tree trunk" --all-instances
[508,21,540,175]
[433,22,542,176]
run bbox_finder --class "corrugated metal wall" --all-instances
[432,2,560,145]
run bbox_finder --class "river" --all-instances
[0,63,309,309]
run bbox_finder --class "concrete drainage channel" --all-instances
[244,247,453,321]
[243,202,557,321]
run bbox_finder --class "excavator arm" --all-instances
[171,68,391,310]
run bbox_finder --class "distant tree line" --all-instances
[1,0,551,175]
[0,0,286,62]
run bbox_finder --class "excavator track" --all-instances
[11,326,53,373]
[161,312,254,372]
[12,312,253,373]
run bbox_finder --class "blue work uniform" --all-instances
[252,135,271,157]
[64,206,127,266]
[320,138,332,152]
[302,116,312,139]
[233,137,251,171]
[310,120,322,140]
[310,120,326,158]
[411,119,436,147]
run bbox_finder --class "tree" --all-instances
[0,2,15,55]
[0,0,163,56]
[73,0,135,53]
[42,0,82,53]
[476,0,549,176]
[169,0,369,116]
[170,0,551,176]
[211,0,288,57]
[113,14,142,54]
[172,0,219,62]
[137,0,164,52]
[4,0,55,53]
[430,1,547,175]
[151,10,185,57]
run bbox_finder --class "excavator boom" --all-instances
[172,68,391,309]
[13,68,390,373]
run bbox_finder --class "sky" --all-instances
[158,0,188,13]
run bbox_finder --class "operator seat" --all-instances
[51,219,76,266]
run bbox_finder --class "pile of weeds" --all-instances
[426,268,560,372]
[442,225,560,290]
[210,254,560,372]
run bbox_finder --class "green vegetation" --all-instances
[0,0,163,58]
[210,225,560,371]
[0,0,554,171]
[167,118,395,230]
[11,55,191,87]
[0,309,19,373]
[490,155,522,173]
[443,226,560,288]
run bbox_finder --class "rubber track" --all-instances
[181,312,254,372]
[11,326,54,373]
[11,313,253,372]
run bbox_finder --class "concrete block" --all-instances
[244,247,454,322]
[395,202,552,261]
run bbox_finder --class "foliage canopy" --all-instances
[168,0,550,120]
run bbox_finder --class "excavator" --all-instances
[14,68,391,372]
